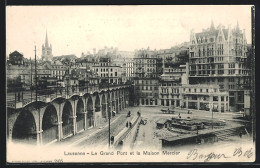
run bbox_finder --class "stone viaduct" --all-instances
[7,85,131,145]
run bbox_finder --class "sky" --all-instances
[6,5,252,59]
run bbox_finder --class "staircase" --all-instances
[213,126,244,141]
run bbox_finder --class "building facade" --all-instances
[93,57,123,85]
[133,49,161,106]
[189,22,251,112]
[159,84,229,112]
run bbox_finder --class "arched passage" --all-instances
[101,94,106,118]
[76,99,85,132]
[119,97,122,111]
[111,91,115,112]
[42,104,58,144]
[116,91,119,113]
[94,94,102,126]
[87,97,94,127]
[62,101,73,137]
[111,91,116,117]
[95,94,101,112]
[12,110,37,145]
[107,93,111,116]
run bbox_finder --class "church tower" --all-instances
[41,31,53,61]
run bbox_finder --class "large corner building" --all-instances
[189,21,251,113]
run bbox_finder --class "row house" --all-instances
[93,57,123,85]
[159,84,229,112]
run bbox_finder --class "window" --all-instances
[213,96,218,101]
[229,85,235,89]
[229,78,235,82]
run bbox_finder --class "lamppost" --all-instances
[108,110,111,148]
[30,57,32,102]
[210,88,214,130]
[34,46,38,102]
[108,58,111,149]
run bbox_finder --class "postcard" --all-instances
[6,5,255,163]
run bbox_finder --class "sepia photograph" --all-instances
[6,5,255,163]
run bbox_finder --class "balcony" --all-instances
[160,92,169,96]
[171,93,179,96]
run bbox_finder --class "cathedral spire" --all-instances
[45,30,49,47]
[210,20,215,31]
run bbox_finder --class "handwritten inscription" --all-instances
[233,147,253,158]
[187,149,229,162]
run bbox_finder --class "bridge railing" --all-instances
[6,84,131,108]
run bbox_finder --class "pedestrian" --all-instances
[111,136,114,144]
[126,122,128,127]
[129,122,132,128]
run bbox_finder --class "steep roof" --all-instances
[195,29,218,39]
[9,50,23,57]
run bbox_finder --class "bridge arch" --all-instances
[111,91,116,113]
[94,93,101,112]
[62,101,73,138]
[93,93,102,126]
[86,96,94,127]
[101,94,106,118]
[76,98,85,132]
[42,104,58,144]
[12,109,37,145]
[107,92,111,114]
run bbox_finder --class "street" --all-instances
[49,106,252,150]
[132,106,253,150]
[54,107,137,149]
